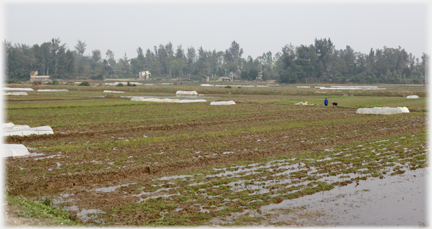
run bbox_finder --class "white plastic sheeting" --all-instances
[145,84,154,86]
[3,87,34,91]
[3,123,54,136]
[2,144,30,158]
[214,85,257,88]
[407,95,419,99]
[297,86,310,88]
[5,92,28,95]
[2,123,15,128]
[103,90,124,93]
[104,82,128,86]
[38,89,69,92]
[177,99,207,103]
[130,82,143,85]
[210,101,236,105]
[131,97,206,103]
[176,90,198,96]
[356,107,410,115]
[295,102,308,105]
[319,86,385,90]
[200,84,214,87]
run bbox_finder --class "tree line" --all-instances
[4,38,428,84]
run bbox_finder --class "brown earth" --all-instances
[4,92,426,226]
[3,204,62,227]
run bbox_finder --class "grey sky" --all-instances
[4,2,428,61]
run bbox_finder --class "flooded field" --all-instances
[4,84,427,226]
[260,168,427,226]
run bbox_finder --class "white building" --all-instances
[30,71,51,82]
[139,71,151,79]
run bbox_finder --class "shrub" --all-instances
[116,83,124,87]
[225,86,232,89]
[79,81,90,86]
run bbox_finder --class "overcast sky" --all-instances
[3,1,429,61]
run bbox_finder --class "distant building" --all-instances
[139,71,151,79]
[30,71,51,82]
[256,71,263,80]
[218,77,231,81]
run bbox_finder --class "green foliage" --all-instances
[116,83,124,87]
[4,38,427,83]
[79,81,90,86]
[249,69,258,81]
[241,71,249,80]
[5,195,82,226]
[46,80,60,85]
[91,74,104,80]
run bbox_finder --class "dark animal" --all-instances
[332,101,338,106]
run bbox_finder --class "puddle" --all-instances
[262,168,427,226]
[77,208,106,223]
[93,183,135,193]
[135,193,180,203]
[67,205,79,211]
[90,160,102,164]
[34,153,63,160]
[52,193,75,205]
[157,174,194,181]
[132,187,173,197]
[316,157,332,162]
[28,152,44,157]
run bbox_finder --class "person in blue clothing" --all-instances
[324,98,328,106]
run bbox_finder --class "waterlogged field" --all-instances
[4,83,427,226]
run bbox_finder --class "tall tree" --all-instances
[137,47,145,67]
[118,53,130,76]
[314,38,335,79]
[49,38,62,75]
[130,58,141,77]
[91,49,101,70]
[105,49,116,69]
[75,40,86,57]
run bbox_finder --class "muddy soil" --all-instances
[4,91,427,226]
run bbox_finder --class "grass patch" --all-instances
[5,195,83,226]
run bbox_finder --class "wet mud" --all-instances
[5,92,427,226]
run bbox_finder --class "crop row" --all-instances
[6,111,425,196]
[46,130,427,225]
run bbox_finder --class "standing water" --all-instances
[262,168,428,226]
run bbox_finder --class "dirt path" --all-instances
[3,203,61,227]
